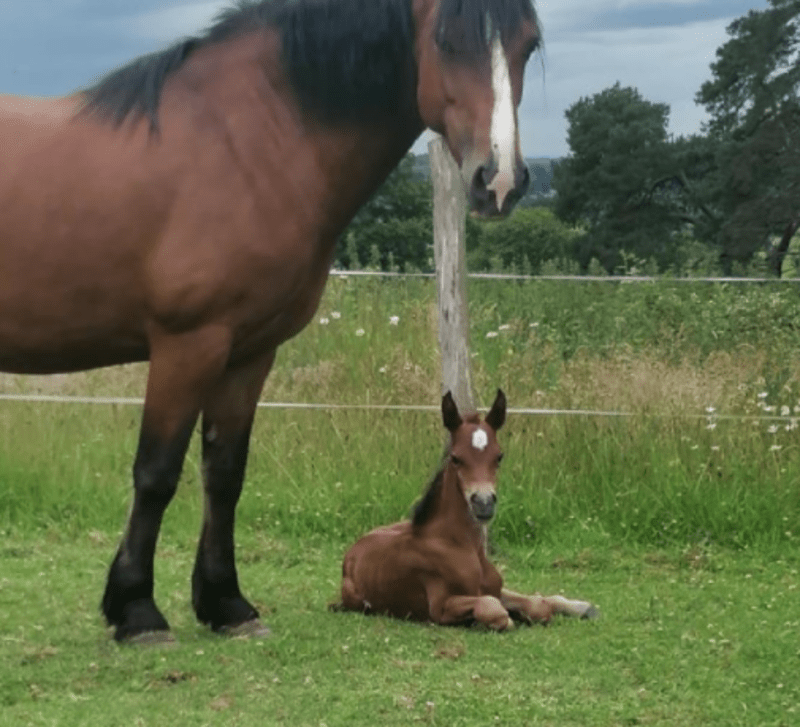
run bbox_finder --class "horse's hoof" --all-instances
[123,630,178,647]
[219,619,271,639]
[581,605,601,620]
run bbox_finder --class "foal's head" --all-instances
[442,389,506,523]
[414,0,540,216]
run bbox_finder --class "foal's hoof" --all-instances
[123,630,178,647]
[581,605,601,620]
[219,619,271,639]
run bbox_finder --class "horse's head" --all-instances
[414,0,540,217]
[442,389,506,523]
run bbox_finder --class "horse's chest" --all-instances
[445,548,502,598]
[477,556,503,597]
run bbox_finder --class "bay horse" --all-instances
[0,0,540,643]
[333,390,599,629]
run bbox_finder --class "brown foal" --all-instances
[334,391,599,629]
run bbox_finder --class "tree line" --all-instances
[336,0,800,277]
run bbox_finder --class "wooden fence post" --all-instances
[430,136,476,414]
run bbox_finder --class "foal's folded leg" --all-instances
[435,594,513,630]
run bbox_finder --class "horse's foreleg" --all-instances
[501,588,599,623]
[500,589,554,624]
[102,327,232,643]
[191,351,275,636]
[540,593,600,620]
[435,594,513,631]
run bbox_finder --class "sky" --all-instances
[0,0,772,158]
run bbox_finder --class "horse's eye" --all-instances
[523,40,539,62]
[439,39,457,56]
[497,453,504,466]
[451,455,463,466]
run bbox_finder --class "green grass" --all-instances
[2,276,800,725]
[1,535,798,726]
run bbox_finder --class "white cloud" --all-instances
[517,16,732,156]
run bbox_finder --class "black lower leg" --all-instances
[192,423,258,631]
[102,423,194,641]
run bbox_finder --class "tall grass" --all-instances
[2,276,799,552]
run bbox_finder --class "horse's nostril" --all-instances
[519,164,530,191]
[472,165,489,191]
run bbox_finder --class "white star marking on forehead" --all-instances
[471,428,489,451]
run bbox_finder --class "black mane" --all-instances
[82,0,537,128]
[411,464,446,528]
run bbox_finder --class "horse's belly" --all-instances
[0,247,148,373]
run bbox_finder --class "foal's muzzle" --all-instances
[470,491,497,522]
[469,158,530,218]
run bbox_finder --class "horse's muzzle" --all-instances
[469,158,530,218]
[470,491,497,522]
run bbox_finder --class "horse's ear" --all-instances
[441,391,462,432]
[485,389,506,431]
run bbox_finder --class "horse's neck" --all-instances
[432,465,484,549]
[178,32,424,238]
[308,122,422,232]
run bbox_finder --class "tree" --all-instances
[553,84,682,273]
[467,207,579,273]
[335,153,433,271]
[695,0,800,275]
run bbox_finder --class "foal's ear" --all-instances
[441,391,462,432]
[485,389,507,431]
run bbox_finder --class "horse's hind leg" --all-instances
[191,351,275,635]
[102,327,231,643]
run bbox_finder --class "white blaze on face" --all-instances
[486,33,518,212]
[472,428,489,451]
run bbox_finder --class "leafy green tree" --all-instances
[336,154,433,271]
[553,83,682,273]
[467,207,579,272]
[695,0,800,275]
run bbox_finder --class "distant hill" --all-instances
[411,154,559,201]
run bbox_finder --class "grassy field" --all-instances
[1,276,799,725]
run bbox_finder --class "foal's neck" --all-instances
[437,464,486,549]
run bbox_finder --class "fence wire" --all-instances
[0,392,796,424]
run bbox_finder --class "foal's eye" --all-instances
[496,453,505,466]
[451,455,463,466]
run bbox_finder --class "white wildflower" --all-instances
[331,311,341,320]
[705,406,716,414]
[319,317,330,325]
[389,315,399,325]
[758,392,769,399]
[498,324,511,331]
[355,328,365,337]
[768,424,779,434]
[781,405,791,417]
[770,444,782,452]
[486,331,499,339]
